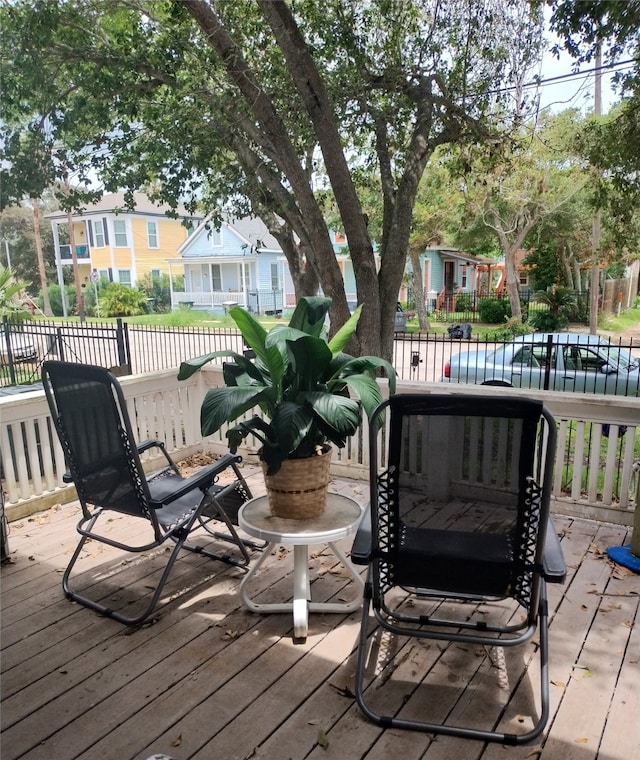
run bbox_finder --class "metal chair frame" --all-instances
[43,360,261,626]
[352,393,566,744]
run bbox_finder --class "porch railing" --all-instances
[1,367,638,527]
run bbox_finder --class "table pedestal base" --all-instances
[240,541,364,640]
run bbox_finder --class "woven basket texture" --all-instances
[262,445,332,519]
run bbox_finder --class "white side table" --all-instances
[238,493,365,641]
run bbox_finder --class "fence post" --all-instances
[116,318,131,373]
[2,316,17,385]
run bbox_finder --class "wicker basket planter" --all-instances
[262,445,332,519]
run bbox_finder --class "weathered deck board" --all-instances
[1,481,638,760]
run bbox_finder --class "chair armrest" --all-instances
[136,439,179,471]
[542,518,566,584]
[350,505,372,565]
[149,454,243,508]
[137,439,166,455]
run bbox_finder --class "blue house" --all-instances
[169,218,502,315]
[168,217,293,314]
[407,247,500,310]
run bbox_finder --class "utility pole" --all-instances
[589,47,602,335]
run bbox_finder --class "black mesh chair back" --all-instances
[352,393,565,744]
[45,361,154,519]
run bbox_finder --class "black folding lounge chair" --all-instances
[351,393,566,744]
[43,360,259,626]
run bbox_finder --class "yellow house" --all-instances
[47,193,203,307]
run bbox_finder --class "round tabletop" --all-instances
[238,493,363,544]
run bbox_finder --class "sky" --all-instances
[537,51,619,115]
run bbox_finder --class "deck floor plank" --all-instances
[2,486,638,760]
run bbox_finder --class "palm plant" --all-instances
[0,266,28,316]
[530,286,576,331]
[178,297,396,474]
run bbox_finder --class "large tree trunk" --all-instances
[31,200,53,316]
[409,248,430,330]
[184,0,352,337]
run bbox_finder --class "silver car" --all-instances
[0,333,38,363]
[441,332,640,396]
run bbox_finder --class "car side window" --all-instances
[533,345,549,367]
[512,347,539,368]
[578,348,605,373]
[563,346,581,370]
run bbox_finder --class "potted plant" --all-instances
[178,296,395,518]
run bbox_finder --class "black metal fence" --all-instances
[405,288,591,324]
[2,316,638,397]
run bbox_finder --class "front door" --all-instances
[444,261,455,293]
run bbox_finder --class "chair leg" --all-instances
[186,496,260,568]
[63,530,191,627]
[354,576,552,744]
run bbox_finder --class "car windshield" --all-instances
[600,344,639,371]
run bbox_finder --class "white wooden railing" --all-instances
[1,367,638,525]
[171,291,246,310]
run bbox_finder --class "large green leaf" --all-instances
[286,335,333,388]
[304,392,361,435]
[287,296,331,336]
[335,356,397,394]
[339,374,384,418]
[328,306,361,355]
[177,349,241,380]
[272,401,314,455]
[200,386,266,436]
[230,306,285,385]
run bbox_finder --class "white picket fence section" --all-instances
[1,367,639,525]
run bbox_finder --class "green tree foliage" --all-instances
[478,298,511,323]
[137,272,176,313]
[40,283,76,317]
[453,109,589,320]
[1,0,545,359]
[0,200,57,293]
[547,1,640,246]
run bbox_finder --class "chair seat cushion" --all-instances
[392,525,515,598]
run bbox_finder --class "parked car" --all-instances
[441,332,640,396]
[0,333,38,363]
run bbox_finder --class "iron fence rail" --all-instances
[2,316,638,396]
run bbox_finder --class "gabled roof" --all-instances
[45,192,204,222]
[177,215,281,256]
[424,246,495,265]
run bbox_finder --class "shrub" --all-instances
[97,283,148,317]
[40,284,76,316]
[487,317,530,341]
[455,294,473,311]
[478,298,510,323]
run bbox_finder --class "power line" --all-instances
[491,58,635,95]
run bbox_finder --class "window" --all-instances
[211,264,222,291]
[209,228,222,247]
[151,269,161,281]
[147,221,158,248]
[92,220,105,247]
[512,346,539,368]
[118,269,132,286]
[460,265,467,288]
[113,219,128,247]
[270,262,280,289]
[98,268,111,282]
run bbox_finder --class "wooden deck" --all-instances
[2,468,639,760]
